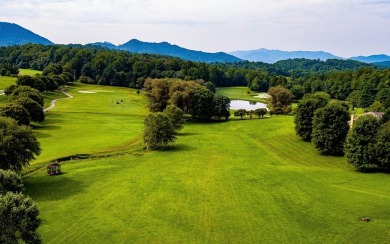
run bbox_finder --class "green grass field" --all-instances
[217,87,267,102]
[31,83,147,166]
[21,83,390,243]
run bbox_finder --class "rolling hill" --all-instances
[89,39,242,63]
[349,54,390,64]
[0,22,53,46]
[230,48,341,63]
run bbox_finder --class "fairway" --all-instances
[23,86,390,243]
[217,87,267,102]
[31,83,147,166]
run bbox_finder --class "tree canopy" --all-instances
[0,170,24,195]
[267,86,294,114]
[312,103,350,155]
[0,103,31,126]
[0,117,41,172]
[0,192,41,244]
[143,112,177,150]
[344,115,380,169]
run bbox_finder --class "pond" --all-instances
[230,100,268,110]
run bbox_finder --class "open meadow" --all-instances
[16,82,390,243]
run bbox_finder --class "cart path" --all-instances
[44,87,73,112]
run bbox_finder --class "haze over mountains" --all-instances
[1,22,390,65]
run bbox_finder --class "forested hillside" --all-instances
[0,44,388,110]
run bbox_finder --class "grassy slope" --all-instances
[32,83,147,165]
[216,87,267,102]
[24,114,390,242]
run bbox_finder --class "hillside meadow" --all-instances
[9,81,386,243]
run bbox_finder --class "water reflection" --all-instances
[230,100,268,110]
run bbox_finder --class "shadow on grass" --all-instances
[177,132,199,136]
[24,175,85,201]
[356,167,390,174]
[32,124,62,131]
[161,144,196,152]
[34,131,52,138]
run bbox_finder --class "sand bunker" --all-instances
[254,93,271,99]
[91,90,114,93]
[78,90,97,94]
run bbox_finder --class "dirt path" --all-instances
[44,87,73,112]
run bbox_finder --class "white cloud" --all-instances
[0,0,389,57]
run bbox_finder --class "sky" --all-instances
[1,0,390,57]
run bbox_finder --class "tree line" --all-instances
[144,78,230,121]
[294,93,389,170]
[0,44,380,93]
[0,116,42,243]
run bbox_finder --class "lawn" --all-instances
[216,87,267,102]
[23,85,390,243]
[30,82,147,167]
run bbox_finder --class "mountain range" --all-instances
[1,22,390,65]
[0,22,53,46]
[88,40,241,63]
[229,49,340,63]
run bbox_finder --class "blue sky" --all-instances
[1,0,389,57]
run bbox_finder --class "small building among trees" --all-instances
[47,163,61,176]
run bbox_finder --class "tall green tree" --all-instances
[213,94,230,120]
[0,117,41,172]
[376,122,390,169]
[163,105,185,131]
[0,103,31,126]
[0,192,41,244]
[294,98,327,141]
[10,86,44,107]
[267,86,294,114]
[254,108,268,118]
[344,115,380,169]
[14,97,45,122]
[312,103,350,155]
[190,89,215,121]
[234,109,247,120]
[143,112,176,150]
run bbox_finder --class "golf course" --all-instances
[1,74,389,243]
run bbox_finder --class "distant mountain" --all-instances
[90,39,241,63]
[349,54,390,64]
[0,22,53,46]
[230,48,341,63]
[373,61,390,67]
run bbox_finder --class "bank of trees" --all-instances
[0,86,45,125]
[144,78,230,121]
[0,57,18,76]
[295,93,350,155]
[1,44,383,96]
[0,117,42,243]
